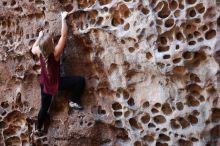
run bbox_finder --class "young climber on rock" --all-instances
[31,10,85,134]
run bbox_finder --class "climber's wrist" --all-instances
[61,11,68,20]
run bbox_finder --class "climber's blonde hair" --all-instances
[39,33,55,70]
[39,33,54,58]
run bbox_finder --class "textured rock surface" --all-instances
[0,0,220,145]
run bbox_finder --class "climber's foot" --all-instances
[69,101,83,110]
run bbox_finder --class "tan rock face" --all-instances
[0,0,220,145]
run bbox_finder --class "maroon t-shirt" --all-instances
[40,53,60,96]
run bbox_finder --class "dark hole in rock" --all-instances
[182,51,192,59]
[134,141,142,146]
[161,103,172,115]
[158,46,169,52]
[165,19,174,27]
[146,52,153,59]
[151,108,159,113]
[1,101,9,109]
[176,102,184,110]
[64,4,73,12]
[143,101,149,108]
[188,40,196,46]
[129,117,142,129]
[0,121,7,129]
[163,54,171,59]
[178,139,193,146]
[156,142,168,146]
[142,134,154,142]
[127,97,135,106]
[177,117,190,129]
[114,111,122,117]
[148,123,156,128]
[170,119,180,129]
[123,90,129,100]
[154,103,161,108]
[186,0,196,4]
[211,108,220,122]
[112,102,122,110]
[169,0,178,10]
[188,114,198,124]
[189,9,196,17]
[205,30,216,40]
[173,58,181,64]
[159,133,170,141]
[141,113,150,124]
[153,115,166,124]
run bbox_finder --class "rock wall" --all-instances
[0,0,220,146]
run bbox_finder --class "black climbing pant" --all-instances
[37,76,85,130]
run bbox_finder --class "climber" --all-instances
[31,10,85,134]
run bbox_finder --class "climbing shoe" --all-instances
[69,101,83,110]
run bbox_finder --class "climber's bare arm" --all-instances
[54,12,68,61]
[31,31,43,57]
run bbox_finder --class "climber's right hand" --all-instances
[61,11,68,20]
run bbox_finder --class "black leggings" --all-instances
[37,76,85,130]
